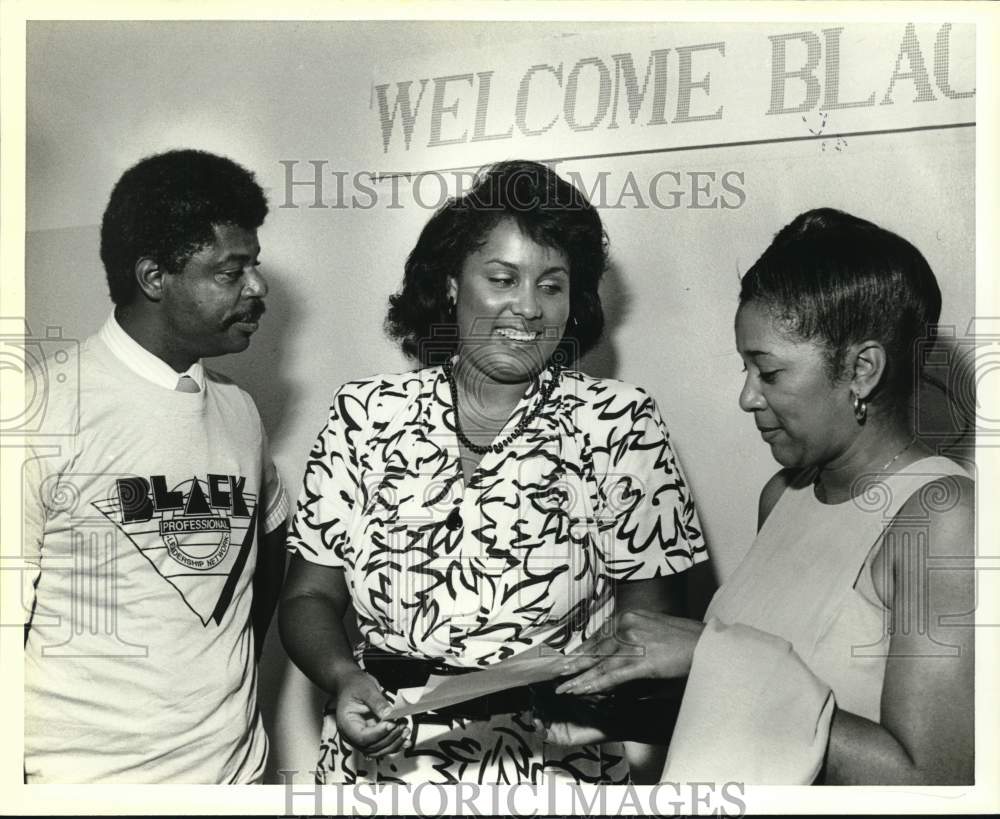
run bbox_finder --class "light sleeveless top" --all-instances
[705,455,971,723]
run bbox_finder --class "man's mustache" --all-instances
[227,302,266,324]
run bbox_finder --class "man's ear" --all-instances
[134,257,165,301]
[849,340,888,400]
[446,275,458,305]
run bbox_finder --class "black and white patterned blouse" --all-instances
[288,365,708,783]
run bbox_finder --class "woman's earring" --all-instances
[851,389,867,425]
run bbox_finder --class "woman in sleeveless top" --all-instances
[555,208,974,784]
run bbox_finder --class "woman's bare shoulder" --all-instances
[757,468,800,531]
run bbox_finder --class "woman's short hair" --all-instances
[739,207,942,418]
[386,159,607,366]
[100,149,268,306]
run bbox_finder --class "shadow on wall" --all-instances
[914,331,979,463]
[210,264,299,449]
[581,257,628,379]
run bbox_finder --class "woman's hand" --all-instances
[530,686,615,746]
[555,609,704,696]
[334,669,409,758]
[532,715,612,746]
[281,561,411,757]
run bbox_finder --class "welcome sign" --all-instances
[369,21,975,175]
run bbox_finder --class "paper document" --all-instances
[382,647,569,719]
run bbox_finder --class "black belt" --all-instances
[361,646,540,721]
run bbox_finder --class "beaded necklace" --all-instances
[443,357,561,456]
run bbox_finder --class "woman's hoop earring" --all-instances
[851,390,868,425]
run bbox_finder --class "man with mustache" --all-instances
[23,149,288,783]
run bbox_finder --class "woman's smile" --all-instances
[493,327,541,342]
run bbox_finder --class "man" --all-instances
[23,149,288,783]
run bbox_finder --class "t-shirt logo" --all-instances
[92,474,258,626]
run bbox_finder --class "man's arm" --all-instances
[251,521,286,661]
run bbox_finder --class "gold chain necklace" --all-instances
[879,436,917,472]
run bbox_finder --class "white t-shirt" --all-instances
[23,332,287,783]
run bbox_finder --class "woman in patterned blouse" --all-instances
[280,160,709,784]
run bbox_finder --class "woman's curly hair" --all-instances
[386,159,607,366]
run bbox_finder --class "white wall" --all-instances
[25,20,975,782]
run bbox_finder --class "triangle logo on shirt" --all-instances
[92,474,257,626]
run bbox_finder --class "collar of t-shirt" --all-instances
[98,311,206,392]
